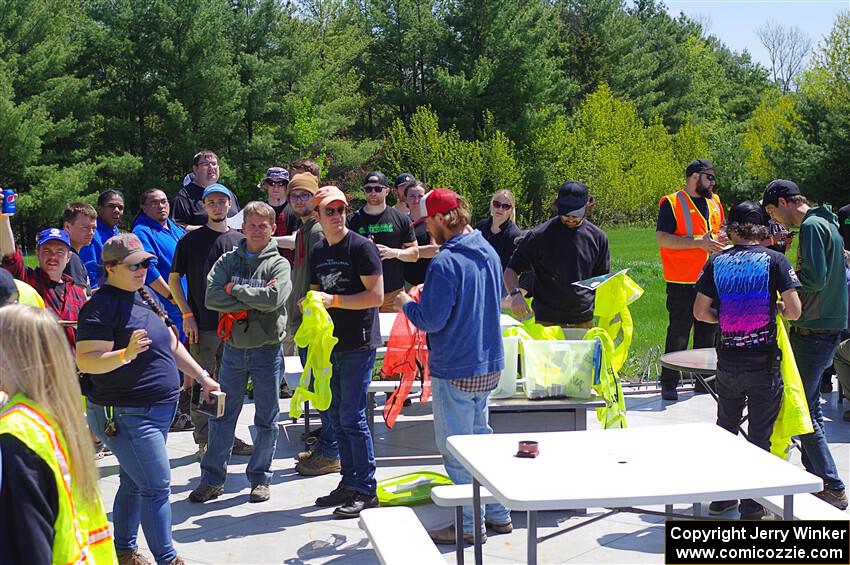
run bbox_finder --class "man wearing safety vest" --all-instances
[656,159,726,401]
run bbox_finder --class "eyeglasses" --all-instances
[324,206,346,217]
[492,201,513,210]
[364,186,385,193]
[127,259,153,271]
[701,173,716,182]
[288,192,312,202]
[267,180,287,187]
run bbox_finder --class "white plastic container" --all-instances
[490,335,520,399]
[521,339,599,400]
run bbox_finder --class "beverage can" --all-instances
[1,189,16,216]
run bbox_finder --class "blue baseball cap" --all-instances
[202,183,233,201]
[36,228,71,248]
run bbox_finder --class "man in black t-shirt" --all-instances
[172,150,241,230]
[61,202,96,294]
[170,184,251,459]
[347,171,415,312]
[309,186,384,519]
[505,181,610,326]
[694,201,801,520]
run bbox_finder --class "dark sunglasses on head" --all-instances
[267,180,287,187]
[127,259,153,271]
[364,186,385,193]
[324,206,346,217]
[492,201,513,210]
[701,173,716,182]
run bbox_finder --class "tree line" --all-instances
[2,0,848,235]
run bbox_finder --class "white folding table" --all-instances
[447,423,823,565]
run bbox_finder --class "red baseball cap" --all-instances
[422,188,460,218]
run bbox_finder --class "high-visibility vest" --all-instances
[0,394,117,565]
[289,291,338,418]
[658,190,725,284]
[15,279,46,308]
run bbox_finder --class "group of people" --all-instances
[0,149,848,565]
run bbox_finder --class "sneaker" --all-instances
[249,483,271,503]
[661,384,678,401]
[279,382,293,399]
[485,520,513,534]
[295,436,318,462]
[813,488,848,510]
[333,492,379,519]
[188,483,224,503]
[117,549,153,565]
[296,454,341,476]
[428,524,486,545]
[740,507,772,520]
[708,500,737,515]
[94,441,112,460]
[195,442,207,462]
[316,485,355,507]
[232,437,253,456]
[170,412,194,432]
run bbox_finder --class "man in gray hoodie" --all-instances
[189,201,292,504]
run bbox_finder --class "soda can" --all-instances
[1,189,16,216]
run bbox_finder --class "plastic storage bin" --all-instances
[491,335,519,399]
[521,339,600,400]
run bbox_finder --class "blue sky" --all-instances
[661,0,848,68]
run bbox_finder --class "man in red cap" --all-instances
[309,186,384,519]
[396,188,513,545]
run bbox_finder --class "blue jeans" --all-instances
[87,401,177,565]
[299,347,338,459]
[327,349,377,495]
[789,330,845,491]
[201,343,282,486]
[431,377,512,535]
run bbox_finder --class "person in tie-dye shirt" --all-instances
[694,200,802,520]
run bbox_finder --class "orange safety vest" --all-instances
[658,190,724,284]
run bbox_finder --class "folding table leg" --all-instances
[693,503,703,517]
[455,506,464,565]
[527,510,538,565]
[472,479,483,565]
[367,392,375,435]
[783,494,794,520]
[665,504,673,515]
[304,401,310,449]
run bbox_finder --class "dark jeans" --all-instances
[328,348,377,495]
[189,330,222,445]
[299,346,338,459]
[661,283,718,386]
[715,359,783,515]
[789,330,845,491]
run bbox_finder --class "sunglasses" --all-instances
[267,180,288,187]
[492,201,513,210]
[364,186,385,193]
[701,173,716,182]
[127,259,153,271]
[324,206,346,217]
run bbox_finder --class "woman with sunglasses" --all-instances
[475,189,523,272]
[76,233,219,565]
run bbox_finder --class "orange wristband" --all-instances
[118,348,128,364]
[182,312,194,319]
[332,294,341,308]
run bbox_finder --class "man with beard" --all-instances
[172,150,241,230]
[505,181,610,327]
[170,184,253,460]
[79,189,124,289]
[655,159,726,401]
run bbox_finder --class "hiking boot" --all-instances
[249,483,271,503]
[295,436,318,462]
[708,500,737,515]
[232,437,253,456]
[170,412,194,432]
[485,520,513,534]
[316,485,355,507]
[740,507,772,520]
[188,483,224,503]
[661,384,678,401]
[333,492,379,519]
[428,524,486,545]
[296,455,341,476]
[117,549,153,565]
[814,488,848,510]
[280,382,293,399]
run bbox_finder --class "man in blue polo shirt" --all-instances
[79,189,124,289]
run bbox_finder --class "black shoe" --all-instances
[279,383,293,399]
[708,500,737,515]
[820,376,833,393]
[316,485,355,507]
[740,507,771,520]
[333,492,378,519]
[661,385,678,401]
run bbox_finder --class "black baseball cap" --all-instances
[394,173,414,187]
[685,159,714,177]
[557,181,589,216]
[762,179,801,207]
[363,171,388,189]
[728,201,767,226]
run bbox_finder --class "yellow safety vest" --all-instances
[289,291,338,418]
[0,394,117,565]
[769,317,814,458]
